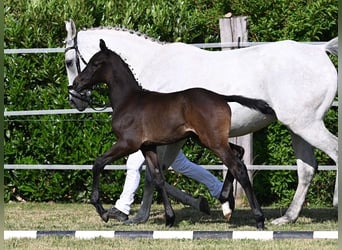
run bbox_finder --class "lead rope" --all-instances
[89,90,110,112]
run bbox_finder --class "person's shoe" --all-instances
[107,206,129,222]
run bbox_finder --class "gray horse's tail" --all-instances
[324,37,338,56]
[224,95,275,115]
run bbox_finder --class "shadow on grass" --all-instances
[143,205,338,228]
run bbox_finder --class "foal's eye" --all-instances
[93,61,102,67]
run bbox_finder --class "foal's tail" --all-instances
[224,95,275,115]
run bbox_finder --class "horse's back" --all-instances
[141,40,331,94]
[143,40,337,129]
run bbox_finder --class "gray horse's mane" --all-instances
[81,26,167,45]
[77,26,167,85]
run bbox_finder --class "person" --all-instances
[107,150,223,221]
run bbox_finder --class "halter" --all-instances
[67,85,91,102]
[65,35,108,111]
[64,33,88,74]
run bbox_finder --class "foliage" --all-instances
[229,0,338,41]
[4,0,337,207]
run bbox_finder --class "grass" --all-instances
[4,237,338,250]
[4,202,338,249]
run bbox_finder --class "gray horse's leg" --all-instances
[272,132,318,225]
[272,122,338,224]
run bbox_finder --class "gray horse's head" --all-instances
[64,19,90,111]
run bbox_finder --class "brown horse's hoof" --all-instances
[256,215,265,230]
[224,213,232,221]
[221,202,232,221]
[165,215,175,227]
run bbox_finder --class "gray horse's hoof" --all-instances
[107,206,129,222]
[125,213,148,225]
[123,219,135,225]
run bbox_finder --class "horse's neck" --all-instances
[107,81,141,112]
[106,58,142,111]
[78,29,163,76]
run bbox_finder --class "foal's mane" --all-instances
[108,48,146,92]
[81,26,167,45]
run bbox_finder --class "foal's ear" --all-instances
[99,39,108,51]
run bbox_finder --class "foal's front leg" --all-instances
[143,146,175,227]
[90,141,134,222]
[90,156,107,222]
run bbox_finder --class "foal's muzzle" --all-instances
[68,85,91,111]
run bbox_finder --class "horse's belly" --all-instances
[229,104,275,137]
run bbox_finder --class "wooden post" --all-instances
[219,15,248,48]
[219,15,253,207]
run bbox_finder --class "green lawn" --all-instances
[4,202,338,249]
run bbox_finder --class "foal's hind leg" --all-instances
[128,143,208,224]
[218,147,264,229]
[219,170,235,221]
[142,146,175,227]
[229,143,245,160]
[219,143,245,220]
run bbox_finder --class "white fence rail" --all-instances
[3,164,337,171]
[4,41,337,171]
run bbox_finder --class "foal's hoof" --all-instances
[224,213,232,221]
[198,196,210,215]
[256,221,265,230]
[101,211,109,223]
[165,215,175,227]
[221,202,232,221]
[257,223,265,230]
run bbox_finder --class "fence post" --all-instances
[219,15,253,207]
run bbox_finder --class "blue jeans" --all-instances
[172,151,223,198]
[115,150,223,215]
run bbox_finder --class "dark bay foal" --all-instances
[72,39,275,229]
